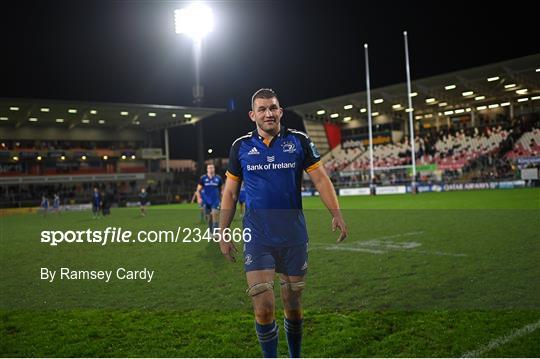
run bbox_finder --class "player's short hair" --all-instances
[251,88,278,108]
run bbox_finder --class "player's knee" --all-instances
[254,301,275,323]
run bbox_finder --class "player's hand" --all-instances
[332,216,348,243]
[219,240,237,262]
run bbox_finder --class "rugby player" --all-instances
[218,88,347,357]
[196,164,223,232]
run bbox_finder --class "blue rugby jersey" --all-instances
[226,126,321,246]
[198,175,223,204]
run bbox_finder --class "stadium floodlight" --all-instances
[90,110,97,115]
[462,91,474,96]
[316,110,326,115]
[0,117,7,121]
[207,148,213,154]
[359,108,367,113]
[444,84,456,90]
[184,113,192,118]
[374,98,384,104]
[68,109,77,114]
[343,116,352,122]
[330,113,339,118]
[37,156,42,161]
[55,118,64,123]
[516,89,528,95]
[99,120,105,124]
[174,2,214,40]
[438,102,448,107]
[343,104,353,110]
[29,117,38,122]
[517,98,528,102]
[531,96,540,101]
[488,104,499,109]
[426,98,436,104]
[475,96,485,101]
[131,155,136,159]
[504,84,516,89]
[500,102,511,107]
[410,92,418,97]
[9,106,19,111]
[487,76,500,82]
[40,108,50,112]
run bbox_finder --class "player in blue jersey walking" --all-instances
[196,163,223,232]
[218,88,348,358]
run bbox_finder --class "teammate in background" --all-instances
[139,187,148,217]
[91,187,101,219]
[196,164,223,232]
[101,190,112,216]
[237,182,246,219]
[191,189,206,224]
[52,193,60,214]
[39,195,49,217]
[218,88,347,358]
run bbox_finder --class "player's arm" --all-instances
[308,165,348,243]
[218,176,241,261]
[195,183,203,202]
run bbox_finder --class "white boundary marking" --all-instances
[310,231,467,257]
[461,318,540,357]
[324,246,385,254]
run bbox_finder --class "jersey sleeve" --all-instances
[226,140,243,182]
[299,134,322,172]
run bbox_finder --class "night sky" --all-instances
[1,1,538,158]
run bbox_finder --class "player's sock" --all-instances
[213,221,219,231]
[255,320,278,358]
[284,318,303,358]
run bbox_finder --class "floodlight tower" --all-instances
[174,2,214,107]
[174,2,214,174]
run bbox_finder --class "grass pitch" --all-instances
[1,188,539,357]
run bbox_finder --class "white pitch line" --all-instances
[461,318,540,358]
[325,246,385,254]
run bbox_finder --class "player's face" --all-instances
[207,165,215,176]
[249,97,283,135]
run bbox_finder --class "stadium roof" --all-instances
[0,98,226,131]
[290,54,540,121]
